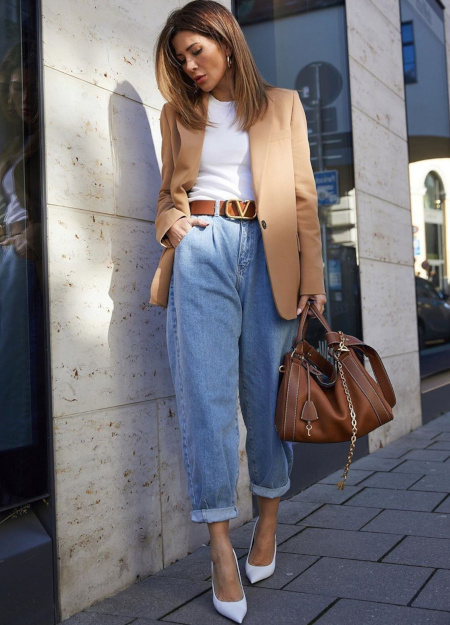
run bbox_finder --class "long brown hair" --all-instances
[155,0,270,131]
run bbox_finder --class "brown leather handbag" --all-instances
[275,300,396,489]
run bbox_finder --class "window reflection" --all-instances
[0,2,47,511]
[235,0,361,344]
[401,0,450,364]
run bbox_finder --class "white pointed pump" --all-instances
[211,548,247,623]
[245,516,276,584]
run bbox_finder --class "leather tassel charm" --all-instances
[301,362,318,436]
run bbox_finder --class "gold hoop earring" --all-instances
[226,55,232,69]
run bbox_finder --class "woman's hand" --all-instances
[297,293,327,316]
[166,216,210,248]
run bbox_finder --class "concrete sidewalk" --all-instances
[63,414,450,625]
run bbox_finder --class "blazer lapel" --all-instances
[175,93,208,191]
[248,106,273,203]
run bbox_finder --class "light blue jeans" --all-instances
[166,206,299,523]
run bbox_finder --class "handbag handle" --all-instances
[293,300,396,408]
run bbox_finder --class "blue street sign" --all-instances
[314,170,339,206]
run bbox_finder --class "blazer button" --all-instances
[261,220,267,229]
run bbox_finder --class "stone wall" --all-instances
[41,0,250,620]
[346,0,422,450]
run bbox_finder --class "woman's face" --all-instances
[10,67,37,124]
[172,31,232,99]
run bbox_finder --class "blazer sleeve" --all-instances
[155,104,187,248]
[290,91,326,296]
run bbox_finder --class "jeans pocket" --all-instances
[175,225,196,250]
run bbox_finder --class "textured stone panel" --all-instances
[347,0,405,97]
[44,68,115,214]
[42,0,175,109]
[111,94,162,221]
[359,260,418,357]
[349,62,406,139]
[356,191,413,266]
[48,205,172,416]
[351,107,410,209]
[54,403,163,617]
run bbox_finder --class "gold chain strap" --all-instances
[335,331,358,490]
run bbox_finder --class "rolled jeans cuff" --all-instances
[250,478,291,498]
[191,505,238,524]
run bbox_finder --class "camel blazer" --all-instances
[149,87,325,320]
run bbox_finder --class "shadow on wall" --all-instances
[107,83,215,568]
[108,81,173,406]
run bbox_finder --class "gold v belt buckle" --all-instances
[223,199,256,220]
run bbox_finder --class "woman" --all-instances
[151,1,326,621]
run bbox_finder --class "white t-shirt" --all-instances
[188,93,255,202]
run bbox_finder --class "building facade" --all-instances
[0,0,449,622]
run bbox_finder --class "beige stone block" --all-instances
[349,58,407,140]
[157,396,253,568]
[368,350,422,450]
[42,0,177,109]
[359,258,418,358]
[111,94,162,221]
[356,190,414,266]
[351,107,410,209]
[369,0,401,31]
[54,402,162,618]
[44,68,114,213]
[347,0,404,98]
[47,205,172,417]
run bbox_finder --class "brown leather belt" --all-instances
[0,219,27,240]
[190,199,257,220]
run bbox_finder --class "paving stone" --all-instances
[435,496,450,513]
[290,484,362,505]
[393,460,450,475]
[298,504,381,531]
[277,500,323,524]
[409,474,450,494]
[277,527,401,561]
[84,576,210,620]
[319,469,373,486]
[413,570,450,611]
[383,536,450,568]
[405,429,441,439]
[349,456,404,471]
[403,449,450,462]
[361,509,450,539]
[153,546,246,581]
[389,439,439,449]
[344,487,446,512]
[228,518,300,549]
[134,618,171,625]
[284,557,433,605]
[428,441,450,451]
[236,552,318,589]
[161,587,334,624]
[61,613,135,625]
[313,599,450,625]
[434,433,450,442]
[369,446,412,459]
[360,471,422,490]
[422,418,450,432]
